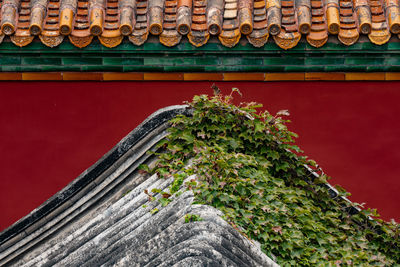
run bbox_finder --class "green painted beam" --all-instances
[0,37,399,72]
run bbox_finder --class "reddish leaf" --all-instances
[162,193,171,199]
[272,226,283,235]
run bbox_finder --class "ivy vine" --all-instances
[147,89,400,265]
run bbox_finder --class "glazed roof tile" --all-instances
[0,0,397,49]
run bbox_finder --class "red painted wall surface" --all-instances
[0,81,399,231]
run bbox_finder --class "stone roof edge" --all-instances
[0,104,191,246]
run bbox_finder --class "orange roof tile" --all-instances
[0,0,397,49]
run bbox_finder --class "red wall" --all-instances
[1,81,399,231]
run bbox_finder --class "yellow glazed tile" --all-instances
[184,73,224,81]
[345,73,385,81]
[22,72,62,80]
[305,72,345,81]
[144,73,184,81]
[103,72,144,81]
[223,73,265,81]
[265,73,305,81]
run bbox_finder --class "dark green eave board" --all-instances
[1,35,400,72]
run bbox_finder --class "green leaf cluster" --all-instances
[184,214,203,223]
[151,90,400,265]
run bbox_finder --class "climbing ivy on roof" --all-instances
[151,89,400,265]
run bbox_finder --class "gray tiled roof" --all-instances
[0,105,278,266]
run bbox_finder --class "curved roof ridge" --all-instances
[0,103,379,266]
[0,102,280,265]
[0,105,190,247]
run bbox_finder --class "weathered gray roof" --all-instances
[0,105,278,266]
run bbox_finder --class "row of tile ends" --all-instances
[0,0,398,49]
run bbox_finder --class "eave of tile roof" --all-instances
[0,0,398,49]
[0,105,278,266]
